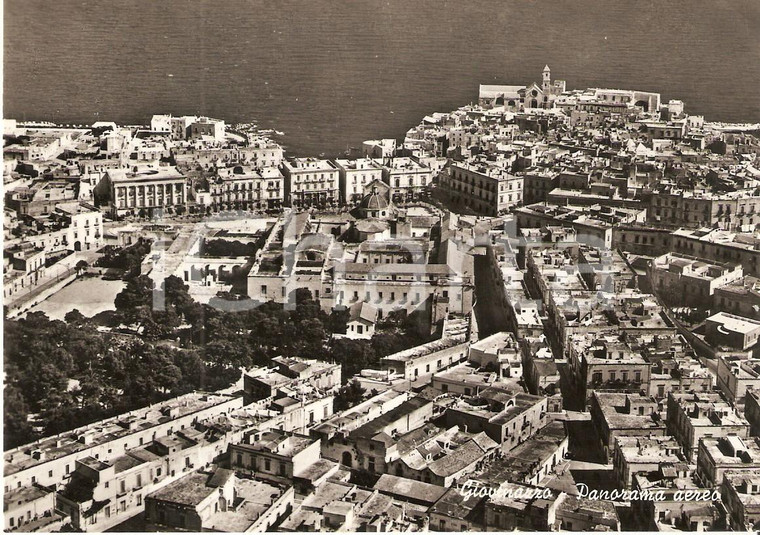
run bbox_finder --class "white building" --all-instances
[281,158,340,208]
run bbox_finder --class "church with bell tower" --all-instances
[522,65,567,109]
[479,64,567,110]
[542,64,552,91]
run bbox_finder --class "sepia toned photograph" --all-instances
[3,0,760,532]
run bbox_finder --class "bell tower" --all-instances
[542,65,551,91]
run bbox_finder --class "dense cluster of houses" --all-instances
[5,66,760,531]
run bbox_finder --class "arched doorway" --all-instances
[341,451,352,466]
[74,241,82,251]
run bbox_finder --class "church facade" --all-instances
[479,65,566,110]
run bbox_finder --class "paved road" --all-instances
[557,362,586,412]
[472,255,510,337]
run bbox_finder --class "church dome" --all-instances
[359,190,389,211]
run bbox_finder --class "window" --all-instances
[265,458,271,471]
[137,494,142,506]
[120,480,126,493]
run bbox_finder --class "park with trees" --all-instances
[3,274,430,449]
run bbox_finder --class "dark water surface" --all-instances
[5,0,760,156]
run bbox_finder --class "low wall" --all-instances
[6,269,78,318]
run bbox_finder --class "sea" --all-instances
[4,0,760,157]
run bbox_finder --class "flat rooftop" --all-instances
[204,478,286,532]
[707,312,760,334]
[235,431,314,458]
[475,422,567,485]
[349,397,430,440]
[373,474,447,505]
[149,471,219,507]
[4,392,240,477]
[470,331,517,354]
[4,484,51,511]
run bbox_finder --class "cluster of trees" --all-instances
[95,238,153,279]
[3,310,207,449]
[4,276,430,449]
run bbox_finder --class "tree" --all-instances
[114,275,154,311]
[330,339,376,379]
[75,260,89,277]
[335,379,366,412]
[174,349,204,392]
[64,308,87,325]
[4,384,36,449]
[22,363,69,413]
[163,275,193,316]
[328,308,350,334]
[204,338,252,370]
[143,309,181,340]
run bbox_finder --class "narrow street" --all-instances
[472,255,511,337]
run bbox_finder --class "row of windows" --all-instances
[117,184,182,195]
[296,183,338,192]
[591,370,643,383]
[214,181,280,191]
[292,172,337,180]
[212,192,281,201]
[119,197,184,209]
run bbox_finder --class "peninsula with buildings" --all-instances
[4,66,760,532]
